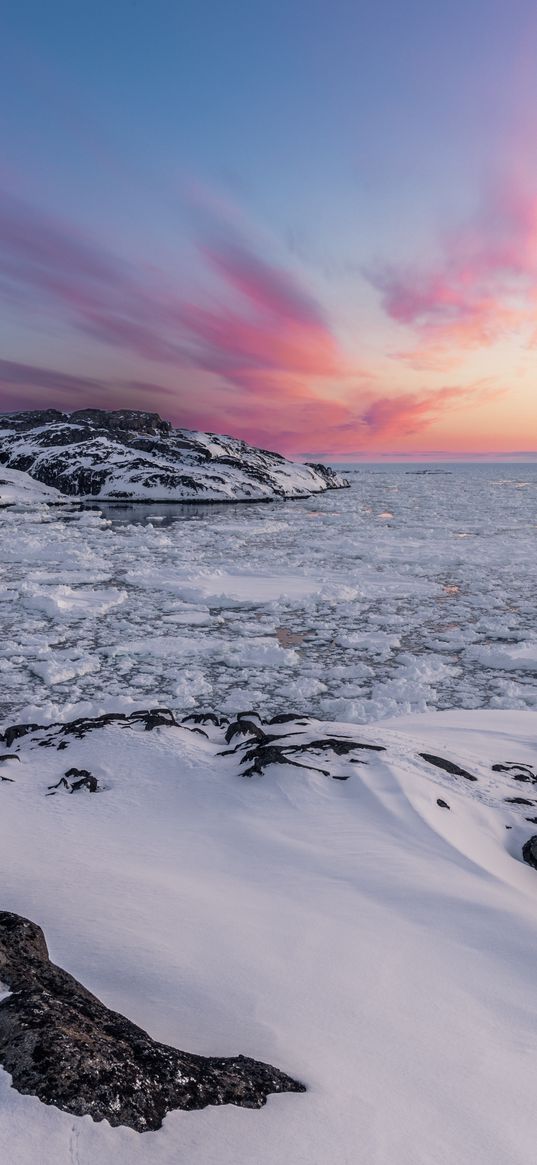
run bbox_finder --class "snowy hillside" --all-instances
[0,409,348,502]
[0,706,536,1163]
[0,467,67,508]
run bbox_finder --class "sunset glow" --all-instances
[1,1,536,457]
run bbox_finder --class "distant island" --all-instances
[0,409,349,504]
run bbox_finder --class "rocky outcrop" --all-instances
[0,911,305,1131]
[522,836,537,869]
[0,409,349,503]
[419,753,478,781]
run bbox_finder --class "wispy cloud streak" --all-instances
[0,187,516,453]
[368,179,537,363]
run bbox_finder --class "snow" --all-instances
[0,467,67,508]
[1,458,536,1161]
[28,651,100,685]
[0,708,536,1164]
[127,569,323,605]
[21,584,127,620]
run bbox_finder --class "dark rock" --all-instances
[2,724,41,750]
[492,762,536,783]
[436,799,450,809]
[504,796,535,806]
[128,708,177,731]
[526,817,537,824]
[239,743,331,779]
[221,727,386,778]
[268,713,311,725]
[304,462,345,487]
[522,836,537,869]
[225,720,267,745]
[294,737,385,755]
[182,713,229,728]
[419,754,478,781]
[0,709,177,753]
[47,769,100,795]
[0,912,305,1132]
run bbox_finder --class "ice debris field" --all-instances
[1,462,536,727]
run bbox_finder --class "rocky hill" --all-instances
[0,409,349,502]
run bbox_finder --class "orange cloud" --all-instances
[361,383,504,439]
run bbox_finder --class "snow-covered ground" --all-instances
[0,706,536,1164]
[0,467,67,508]
[1,462,536,726]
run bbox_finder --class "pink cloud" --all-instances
[0,189,350,386]
[0,192,366,447]
[0,188,514,456]
[368,179,537,360]
[361,382,503,439]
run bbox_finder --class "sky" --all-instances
[1,0,537,459]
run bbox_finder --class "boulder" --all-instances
[0,912,305,1132]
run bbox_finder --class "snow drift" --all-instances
[0,705,536,1163]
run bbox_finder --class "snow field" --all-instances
[0,709,536,1163]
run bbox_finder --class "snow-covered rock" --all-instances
[0,409,349,502]
[0,467,67,508]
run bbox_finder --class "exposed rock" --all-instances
[505,796,535,806]
[492,763,536,783]
[221,733,385,779]
[2,723,41,750]
[182,712,229,728]
[224,719,268,745]
[1,709,178,751]
[268,713,311,725]
[0,409,349,503]
[419,754,478,781]
[0,912,305,1131]
[436,799,450,809]
[522,836,537,869]
[47,768,101,795]
[238,743,332,779]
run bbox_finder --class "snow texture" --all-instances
[0,467,67,508]
[0,707,536,1163]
